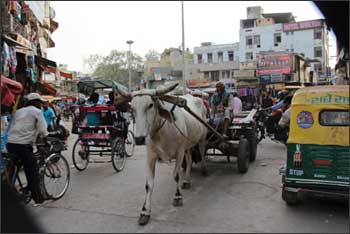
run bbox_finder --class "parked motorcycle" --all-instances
[254,106,289,145]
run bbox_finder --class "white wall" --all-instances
[194,43,239,64]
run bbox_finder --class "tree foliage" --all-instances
[83,50,144,87]
[145,49,160,61]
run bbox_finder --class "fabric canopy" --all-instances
[1,76,23,95]
[77,80,128,96]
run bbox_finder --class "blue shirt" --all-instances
[43,108,55,127]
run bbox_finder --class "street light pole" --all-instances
[181,0,186,95]
[126,40,134,92]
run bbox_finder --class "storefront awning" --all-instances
[36,82,57,96]
[40,65,73,80]
[36,56,57,68]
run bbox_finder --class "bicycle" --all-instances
[1,135,70,204]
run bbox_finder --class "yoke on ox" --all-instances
[117,83,208,225]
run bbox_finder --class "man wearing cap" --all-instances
[7,93,49,203]
[210,82,233,138]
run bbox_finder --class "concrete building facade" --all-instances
[193,42,240,83]
[238,6,329,75]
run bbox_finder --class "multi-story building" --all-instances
[239,6,329,76]
[193,42,240,84]
[1,0,59,95]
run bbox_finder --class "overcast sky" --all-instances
[46,1,337,73]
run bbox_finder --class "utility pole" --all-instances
[126,40,134,92]
[181,1,186,95]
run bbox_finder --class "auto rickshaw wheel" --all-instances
[282,187,299,206]
[237,136,249,173]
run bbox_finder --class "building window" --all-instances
[197,54,202,64]
[314,28,322,39]
[204,72,209,79]
[246,35,253,47]
[286,32,289,35]
[245,52,253,61]
[218,52,223,63]
[228,51,234,61]
[291,31,294,35]
[253,35,260,45]
[314,47,322,58]
[207,53,213,63]
[274,33,281,45]
[291,48,294,52]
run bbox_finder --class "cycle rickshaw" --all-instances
[71,80,135,172]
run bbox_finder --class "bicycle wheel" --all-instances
[111,138,126,172]
[125,130,135,157]
[41,153,70,200]
[72,139,89,171]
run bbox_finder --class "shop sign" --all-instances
[259,75,271,84]
[270,73,284,83]
[256,53,291,75]
[283,19,322,32]
[187,79,210,88]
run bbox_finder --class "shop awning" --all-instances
[2,35,33,53]
[37,82,57,96]
[50,19,59,33]
[36,56,57,68]
[40,65,73,80]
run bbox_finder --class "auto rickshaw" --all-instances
[281,85,349,205]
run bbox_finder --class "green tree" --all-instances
[83,50,144,88]
[145,49,160,61]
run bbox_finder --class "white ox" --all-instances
[118,83,207,225]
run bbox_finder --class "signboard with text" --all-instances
[283,19,323,32]
[256,53,291,76]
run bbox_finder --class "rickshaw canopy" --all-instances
[77,80,128,96]
[288,85,349,146]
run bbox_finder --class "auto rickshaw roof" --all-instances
[291,85,349,106]
[77,80,128,96]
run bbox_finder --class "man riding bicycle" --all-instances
[6,93,49,204]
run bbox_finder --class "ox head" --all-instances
[117,83,179,145]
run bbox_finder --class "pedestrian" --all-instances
[42,100,56,131]
[232,92,243,114]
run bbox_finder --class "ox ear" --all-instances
[158,107,173,123]
[155,99,173,123]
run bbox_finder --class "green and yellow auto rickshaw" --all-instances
[281,85,349,205]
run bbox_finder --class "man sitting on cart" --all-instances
[210,82,233,138]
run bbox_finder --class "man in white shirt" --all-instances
[232,92,243,114]
[7,93,49,203]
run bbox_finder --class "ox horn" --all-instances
[155,83,179,96]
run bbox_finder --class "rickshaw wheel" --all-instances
[246,130,258,162]
[112,138,126,172]
[282,187,299,206]
[237,136,249,173]
[72,139,89,171]
[125,130,135,157]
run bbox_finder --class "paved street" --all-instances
[27,121,349,233]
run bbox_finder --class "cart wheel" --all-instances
[125,130,135,157]
[72,139,89,171]
[282,187,299,206]
[237,136,249,173]
[112,138,126,172]
[246,130,258,162]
